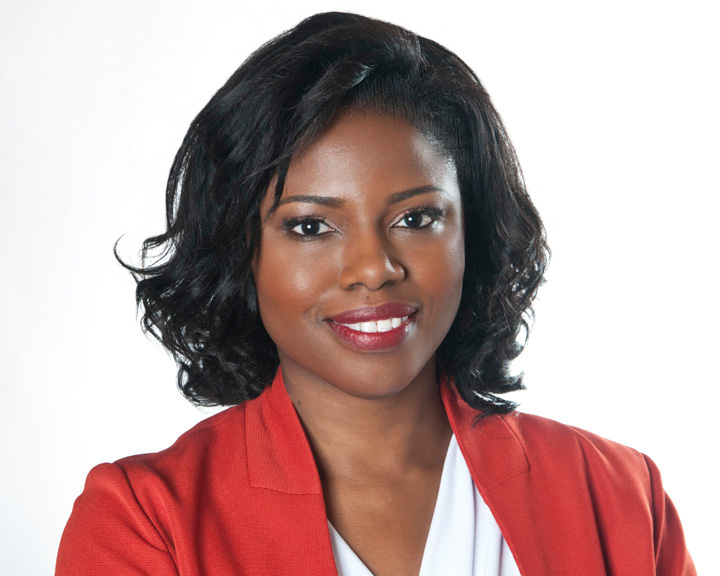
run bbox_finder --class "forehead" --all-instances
[282,110,458,199]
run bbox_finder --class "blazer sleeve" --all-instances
[56,462,179,576]
[645,454,697,576]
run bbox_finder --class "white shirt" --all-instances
[328,435,521,576]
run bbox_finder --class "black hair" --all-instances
[118,12,550,416]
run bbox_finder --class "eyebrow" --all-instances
[276,185,444,208]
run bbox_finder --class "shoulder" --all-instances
[57,405,250,574]
[77,405,249,518]
[502,411,645,461]
[491,412,696,575]
[78,402,249,508]
[498,411,653,488]
[115,404,247,482]
[445,381,654,493]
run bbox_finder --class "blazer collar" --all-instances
[245,368,528,494]
[245,368,324,494]
[440,382,529,490]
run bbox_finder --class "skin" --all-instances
[252,109,465,576]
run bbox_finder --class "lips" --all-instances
[327,303,418,324]
[326,303,418,351]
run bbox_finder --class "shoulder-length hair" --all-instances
[120,12,549,416]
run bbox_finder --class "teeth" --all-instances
[338,316,410,333]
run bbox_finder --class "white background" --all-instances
[1,1,717,574]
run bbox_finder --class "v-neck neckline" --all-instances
[327,434,519,576]
[327,434,459,576]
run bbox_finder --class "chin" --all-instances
[320,355,438,401]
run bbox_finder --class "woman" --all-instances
[56,12,695,576]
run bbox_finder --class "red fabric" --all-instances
[56,371,696,575]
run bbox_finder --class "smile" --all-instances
[326,303,418,351]
[334,316,409,333]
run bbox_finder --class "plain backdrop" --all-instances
[1,1,717,574]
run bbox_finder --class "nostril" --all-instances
[341,261,405,290]
[339,246,406,291]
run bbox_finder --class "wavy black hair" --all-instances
[119,12,549,416]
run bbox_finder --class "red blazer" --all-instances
[57,371,696,575]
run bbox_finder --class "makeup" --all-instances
[326,303,418,351]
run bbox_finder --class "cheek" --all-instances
[402,228,464,335]
[446,228,466,278]
[419,229,465,293]
[429,231,465,327]
[253,241,330,337]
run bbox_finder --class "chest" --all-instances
[324,472,441,576]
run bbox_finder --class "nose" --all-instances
[339,232,406,291]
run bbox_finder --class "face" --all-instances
[252,110,465,400]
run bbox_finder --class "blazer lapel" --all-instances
[245,369,339,575]
[441,380,608,575]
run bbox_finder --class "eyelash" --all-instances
[282,214,333,240]
[393,206,445,230]
[282,206,446,239]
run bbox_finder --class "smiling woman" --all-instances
[56,11,695,576]
[254,111,465,401]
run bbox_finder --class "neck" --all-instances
[281,359,453,482]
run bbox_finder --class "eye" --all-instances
[288,218,333,237]
[393,208,443,229]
